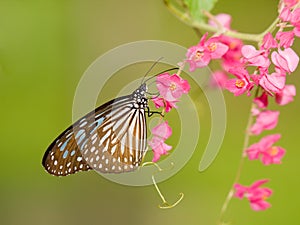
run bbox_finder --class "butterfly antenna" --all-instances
[143,67,179,84]
[141,57,164,85]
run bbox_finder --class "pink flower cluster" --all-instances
[185,3,299,211]
[234,179,273,211]
[280,0,300,37]
[149,73,190,162]
[186,32,229,71]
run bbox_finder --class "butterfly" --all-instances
[42,67,176,176]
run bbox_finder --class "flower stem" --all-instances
[163,0,280,43]
[217,102,256,224]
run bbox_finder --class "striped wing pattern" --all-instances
[42,85,148,176]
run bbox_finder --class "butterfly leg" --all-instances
[146,107,164,117]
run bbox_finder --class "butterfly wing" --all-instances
[42,94,148,176]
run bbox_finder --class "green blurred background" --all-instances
[0,0,299,224]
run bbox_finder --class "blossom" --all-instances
[259,71,286,94]
[275,84,296,105]
[149,137,172,162]
[156,73,190,101]
[250,110,280,135]
[291,8,300,26]
[276,31,295,48]
[219,35,244,71]
[284,0,299,8]
[151,121,172,139]
[208,13,232,29]
[234,179,273,211]
[271,48,299,73]
[261,32,277,50]
[152,97,178,113]
[241,45,270,68]
[186,33,229,71]
[148,121,172,162]
[279,7,292,22]
[225,67,253,96]
[291,8,300,32]
[294,26,300,37]
[246,134,286,165]
[254,91,268,108]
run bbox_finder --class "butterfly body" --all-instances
[42,83,149,176]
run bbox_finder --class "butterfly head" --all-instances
[132,83,148,109]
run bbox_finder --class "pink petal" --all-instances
[261,146,286,165]
[152,97,164,109]
[209,13,232,29]
[199,32,209,46]
[164,99,178,113]
[276,31,295,48]
[291,8,300,25]
[271,51,289,72]
[242,45,262,58]
[250,110,280,135]
[224,79,247,96]
[284,0,299,8]
[253,92,268,108]
[149,136,172,162]
[259,73,286,94]
[294,26,300,37]
[249,179,269,190]
[250,199,272,211]
[246,144,261,160]
[261,32,277,50]
[233,183,248,199]
[279,7,291,21]
[151,121,172,139]
[207,42,229,59]
[275,84,296,105]
[279,48,299,73]
[259,134,281,149]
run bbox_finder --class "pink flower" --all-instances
[156,73,190,101]
[149,136,172,162]
[261,32,277,50]
[225,67,253,96]
[234,179,273,211]
[275,84,296,105]
[208,13,232,29]
[250,110,280,135]
[271,48,299,73]
[241,45,270,68]
[284,0,299,7]
[259,72,286,94]
[219,35,244,71]
[152,97,178,113]
[294,26,300,37]
[151,121,172,139]
[246,134,286,165]
[210,71,228,88]
[148,121,173,162]
[279,7,292,21]
[276,31,295,48]
[254,91,268,108]
[291,8,300,27]
[186,33,229,71]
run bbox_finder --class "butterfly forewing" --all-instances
[42,84,148,176]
